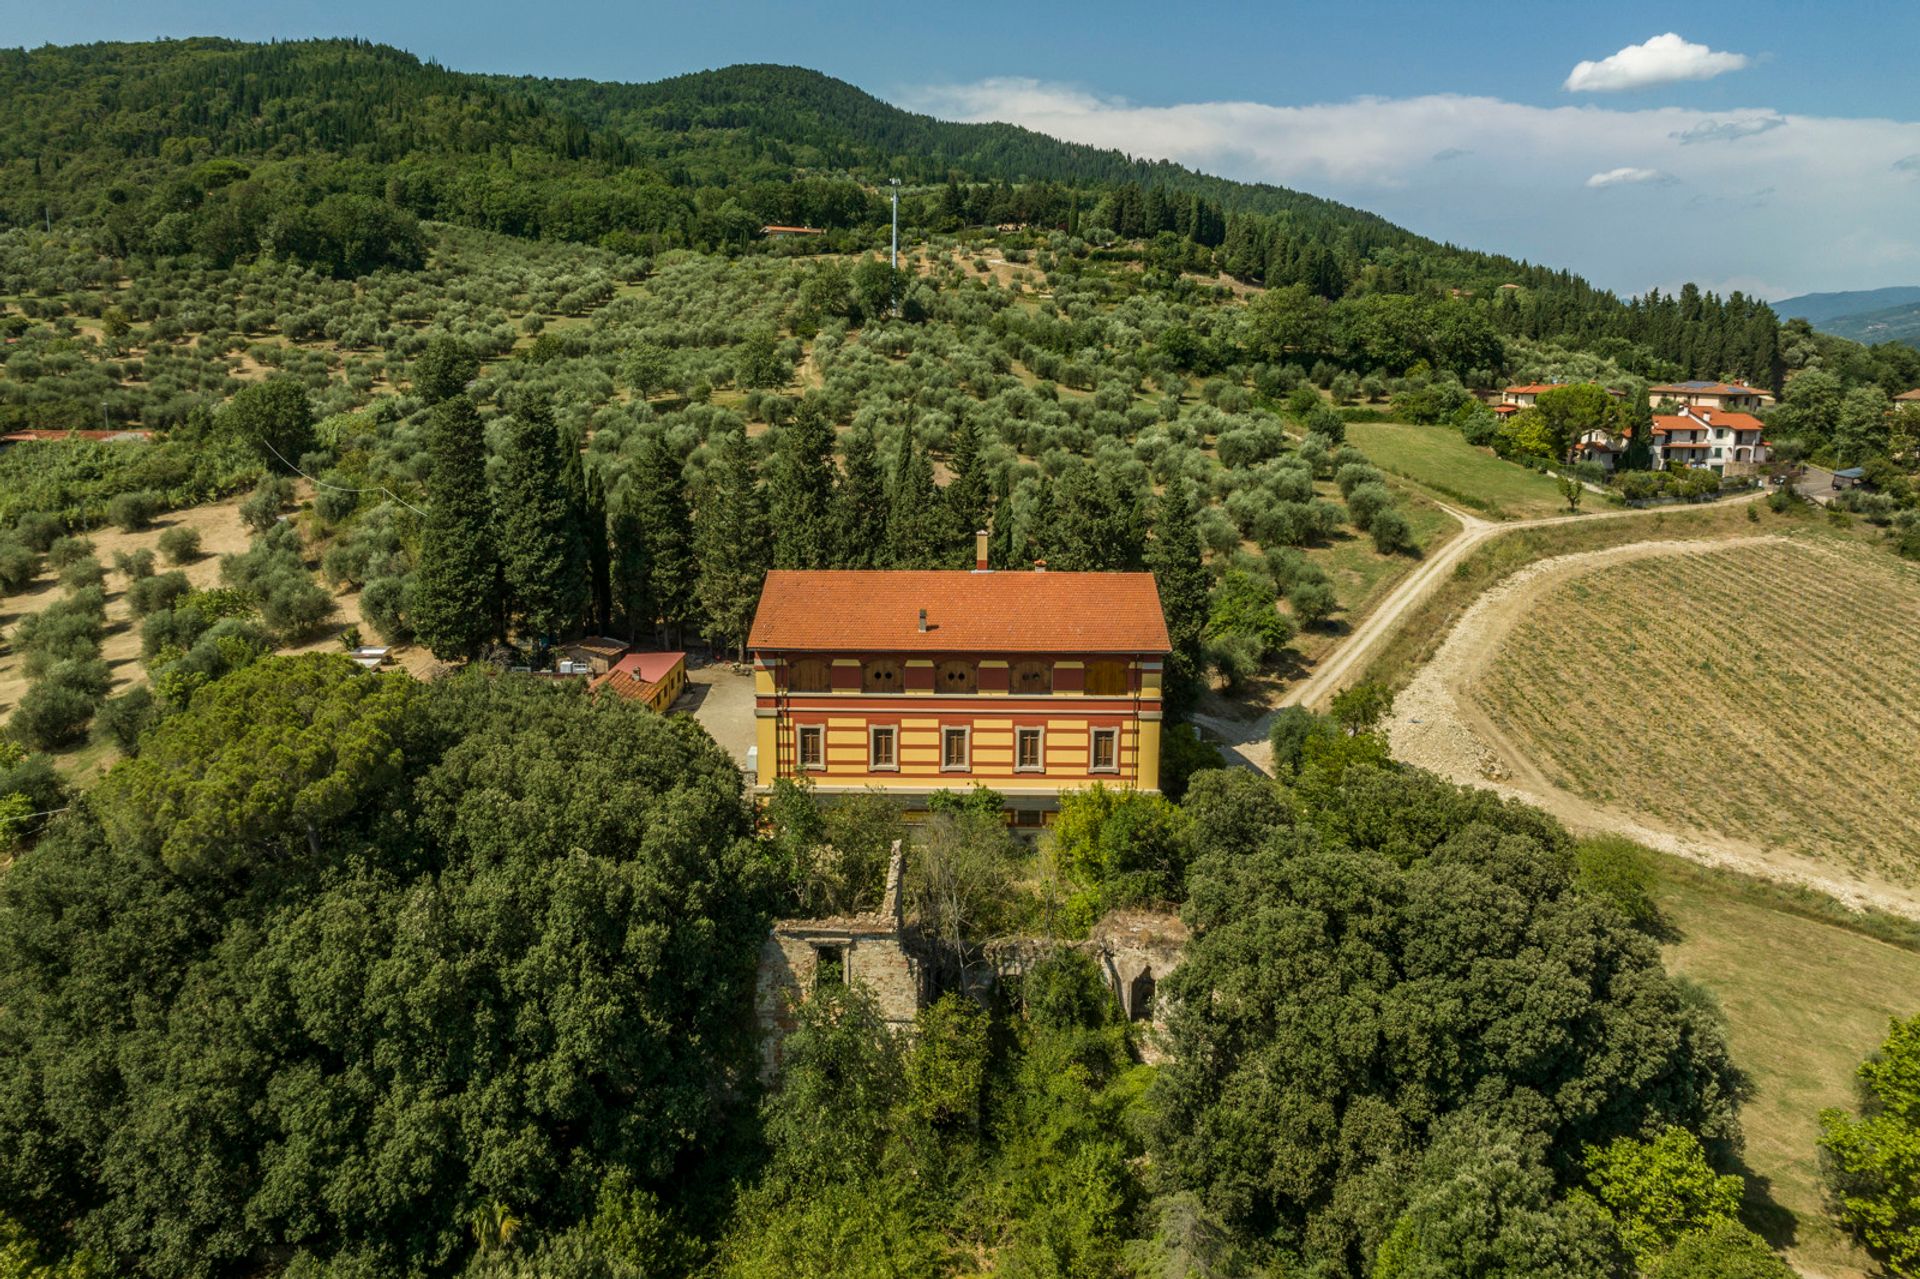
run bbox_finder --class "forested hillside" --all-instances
[0,36,1887,390]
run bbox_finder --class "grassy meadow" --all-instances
[1345,418,1574,519]
[1653,851,1920,1279]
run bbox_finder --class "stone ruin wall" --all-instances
[754,842,1188,1071]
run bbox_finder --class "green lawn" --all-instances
[1653,855,1920,1279]
[1345,420,1572,520]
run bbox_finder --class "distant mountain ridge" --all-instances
[1775,287,1920,348]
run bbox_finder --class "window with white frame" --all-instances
[869,725,898,770]
[941,726,970,771]
[797,724,824,771]
[1016,726,1044,772]
[1089,727,1119,773]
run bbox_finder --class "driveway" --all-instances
[679,662,757,769]
[1796,465,1840,505]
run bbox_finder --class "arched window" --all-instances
[788,659,831,693]
[1011,660,1052,694]
[935,660,977,694]
[862,659,902,693]
[1085,661,1129,696]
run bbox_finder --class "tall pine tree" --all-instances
[768,398,838,569]
[608,480,654,645]
[583,465,613,634]
[495,397,588,642]
[943,420,991,566]
[409,396,498,660]
[694,428,770,662]
[835,423,889,568]
[1145,478,1210,716]
[632,432,697,647]
[885,425,943,569]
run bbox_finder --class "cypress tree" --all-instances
[1145,478,1210,716]
[608,480,653,645]
[768,398,837,569]
[409,396,497,660]
[495,397,587,642]
[885,425,942,569]
[632,432,697,647]
[834,423,889,568]
[693,428,769,663]
[943,420,990,565]
[986,468,1016,569]
[583,465,612,633]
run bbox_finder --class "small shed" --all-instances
[1833,466,1867,490]
[590,651,687,713]
[557,635,630,675]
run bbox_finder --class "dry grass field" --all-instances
[1475,539,1920,884]
[1654,850,1920,1279]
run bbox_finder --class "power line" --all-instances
[257,439,431,519]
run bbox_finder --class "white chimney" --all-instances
[917,608,928,632]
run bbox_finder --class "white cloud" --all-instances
[1671,115,1786,144]
[900,79,1920,296]
[1563,33,1749,93]
[1586,166,1669,188]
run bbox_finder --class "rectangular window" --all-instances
[814,945,844,988]
[1016,727,1044,772]
[1089,728,1119,774]
[797,724,824,771]
[942,726,970,772]
[869,726,897,771]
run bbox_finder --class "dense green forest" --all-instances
[8,36,1919,394]
[2,33,1919,1279]
[0,657,1792,1279]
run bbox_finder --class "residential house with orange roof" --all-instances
[746,535,1171,824]
[1650,405,1769,474]
[1649,381,1768,412]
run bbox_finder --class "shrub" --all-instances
[1268,706,1338,777]
[256,570,335,641]
[94,685,159,755]
[44,656,113,701]
[1345,482,1395,532]
[45,536,94,571]
[127,570,192,619]
[1334,462,1385,499]
[112,548,156,581]
[1287,580,1338,628]
[157,526,202,564]
[359,575,412,644]
[1574,836,1661,930]
[239,476,295,533]
[58,556,106,590]
[13,512,63,553]
[106,489,161,531]
[0,537,38,594]
[10,681,97,750]
[1370,507,1414,553]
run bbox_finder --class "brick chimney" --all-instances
[974,529,990,571]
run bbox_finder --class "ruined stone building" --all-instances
[755,842,1188,1072]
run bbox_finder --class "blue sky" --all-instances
[5,0,1918,298]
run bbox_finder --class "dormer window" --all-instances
[935,660,977,694]
[1011,660,1052,694]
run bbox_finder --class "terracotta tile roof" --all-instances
[1,428,155,442]
[591,651,684,701]
[1897,388,1920,402]
[1649,381,1764,396]
[749,570,1171,654]
[1502,383,1563,395]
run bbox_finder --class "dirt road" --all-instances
[1192,494,1760,772]
[1385,533,1920,918]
